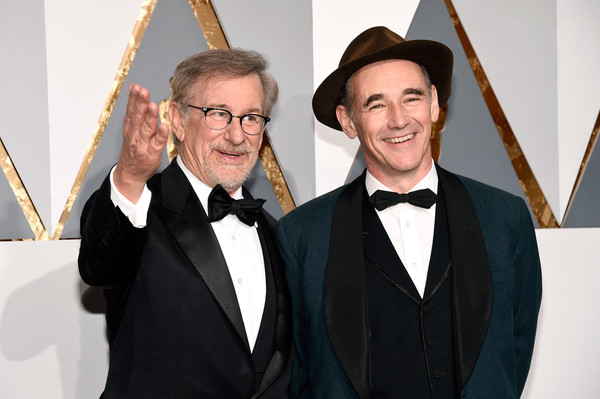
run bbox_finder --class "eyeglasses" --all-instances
[186,105,270,136]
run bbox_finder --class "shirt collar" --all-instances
[176,156,243,217]
[365,161,439,215]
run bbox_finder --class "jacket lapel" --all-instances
[324,172,370,399]
[436,164,493,388]
[152,161,250,352]
[252,211,292,398]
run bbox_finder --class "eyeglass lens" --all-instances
[205,109,266,135]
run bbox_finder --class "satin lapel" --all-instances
[252,211,292,399]
[324,172,370,399]
[152,161,249,351]
[436,164,493,388]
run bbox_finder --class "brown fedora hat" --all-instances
[312,26,454,131]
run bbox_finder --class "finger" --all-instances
[124,84,142,124]
[139,101,162,141]
[123,84,151,139]
[143,123,169,161]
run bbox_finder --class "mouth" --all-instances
[384,133,415,144]
[218,150,244,158]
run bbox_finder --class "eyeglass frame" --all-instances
[185,104,270,136]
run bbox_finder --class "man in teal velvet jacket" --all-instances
[276,26,542,398]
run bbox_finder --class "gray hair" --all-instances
[171,48,279,117]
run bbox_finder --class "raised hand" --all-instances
[113,84,170,203]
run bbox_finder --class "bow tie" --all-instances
[368,188,439,210]
[207,184,266,226]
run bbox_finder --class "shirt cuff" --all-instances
[109,165,151,228]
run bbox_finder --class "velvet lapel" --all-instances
[152,161,250,352]
[324,172,370,399]
[436,164,493,389]
[252,211,292,398]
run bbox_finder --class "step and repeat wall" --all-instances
[1,0,599,397]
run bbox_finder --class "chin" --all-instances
[211,168,252,191]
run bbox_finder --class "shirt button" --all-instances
[232,235,236,241]
[411,262,417,268]
[433,370,444,378]
[405,220,411,227]
[237,278,242,284]
[425,308,436,317]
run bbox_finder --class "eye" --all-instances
[405,95,424,104]
[368,103,385,111]
[242,114,261,124]
[207,109,230,120]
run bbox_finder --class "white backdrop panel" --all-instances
[45,0,145,235]
[0,240,108,399]
[312,0,420,196]
[557,0,600,221]
[524,228,600,399]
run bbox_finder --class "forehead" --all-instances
[189,73,264,109]
[349,59,426,97]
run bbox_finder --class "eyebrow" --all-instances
[206,103,263,114]
[362,93,384,108]
[404,88,426,97]
[362,88,427,108]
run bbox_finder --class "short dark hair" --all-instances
[339,61,432,121]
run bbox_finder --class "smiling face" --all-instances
[336,59,440,193]
[169,73,264,193]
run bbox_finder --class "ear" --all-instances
[430,85,440,123]
[168,101,186,142]
[336,104,358,139]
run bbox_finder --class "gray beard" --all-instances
[205,154,257,192]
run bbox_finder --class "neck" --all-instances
[368,160,434,194]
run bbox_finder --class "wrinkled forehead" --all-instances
[348,59,428,98]
[188,73,264,111]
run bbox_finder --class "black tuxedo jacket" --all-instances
[276,165,542,399]
[79,160,292,398]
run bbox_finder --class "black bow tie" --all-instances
[368,188,439,210]
[207,185,266,226]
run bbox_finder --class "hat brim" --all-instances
[312,40,454,131]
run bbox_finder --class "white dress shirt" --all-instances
[109,157,266,351]
[365,162,438,298]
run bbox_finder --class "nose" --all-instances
[222,117,246,145]
[387,104,410,130]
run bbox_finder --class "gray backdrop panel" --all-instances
[347,0,538,226]
[563,138,600,227]
[0,0,50,238]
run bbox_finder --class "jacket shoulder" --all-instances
[278,185,345,226]
[449,173,534,233]
[456,174,527,210]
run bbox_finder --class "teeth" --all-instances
[385,133,414,144]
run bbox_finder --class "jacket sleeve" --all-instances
[275,219,313,399]
[78,173,148,289]
[512,198,543,395]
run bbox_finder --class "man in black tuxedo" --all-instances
[276,27,542,398]
[79,49,291,398]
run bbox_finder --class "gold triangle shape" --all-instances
[52,0,158,240]
[444,0,559,228]
[163,0,296,214]
[0,138,49,240]
[561,110,600,225]
[52,0,295,240]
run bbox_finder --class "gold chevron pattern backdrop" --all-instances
[0,0,599,398]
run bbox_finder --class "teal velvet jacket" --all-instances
[275,165,542,399]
